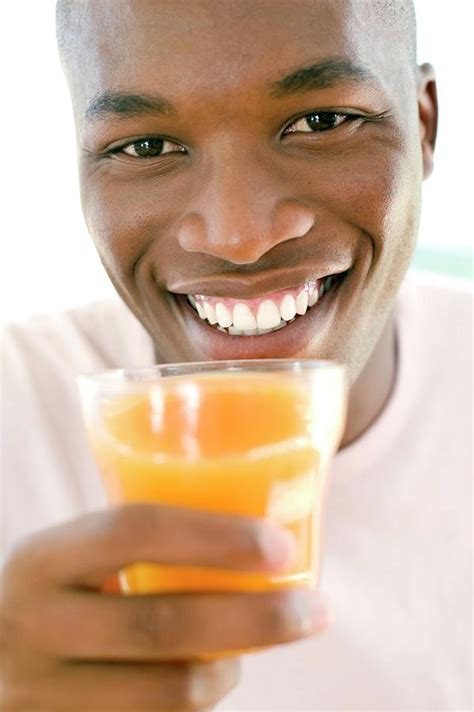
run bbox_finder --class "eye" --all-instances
[118,137,186,158]
[283,112,354,134]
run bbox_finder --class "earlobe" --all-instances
[417,63,438,180]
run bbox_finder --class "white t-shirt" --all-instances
[1,271,472,710]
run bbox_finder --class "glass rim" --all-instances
[78,358,346,387]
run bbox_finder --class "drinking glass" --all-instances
[78,359,347,595]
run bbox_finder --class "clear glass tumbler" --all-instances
[78,359,347,595]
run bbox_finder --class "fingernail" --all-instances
[312,593,333,629]
[261,522,297,571]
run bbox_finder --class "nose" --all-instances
[176,151,315,264]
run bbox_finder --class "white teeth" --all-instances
[233,303,257,331]
[203,302,218,325]
[256,299,281,330]
[242,319,287,336]
[187,294,207,319]
[196,302,206,319]
[215,302,233,328]
[190,272,343,334]
[295,290,308,315]
[279,294,297,321]
[308,288,319,307]
[258,319,287,335]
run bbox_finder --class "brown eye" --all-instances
[284,112,349,134]
[120,138,185,158]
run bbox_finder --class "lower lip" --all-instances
[172,272,351,360]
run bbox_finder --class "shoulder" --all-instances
[0,302,138,550]
[399,270,472,346]
[402,267,471,302]
[401,268,472,307]
[396,270,472,401]
[1,298,154,376]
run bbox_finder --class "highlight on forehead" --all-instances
[372,0,417,63]
[56,0,417,68]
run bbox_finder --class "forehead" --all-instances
[67,0,405,112]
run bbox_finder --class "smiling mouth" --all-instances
[182,271,348,336]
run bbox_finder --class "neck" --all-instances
[340,312,398,449]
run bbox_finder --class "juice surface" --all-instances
[90,372,325,593]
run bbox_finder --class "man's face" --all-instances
[67,0,434,382]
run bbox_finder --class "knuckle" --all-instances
[98,504,133,542]
[244,520,270,563]
[129,597,183,652]
[0,592,51,658]
[1,534,41,583]
[99,503,160,550]
[0,574,34,655]
[98,504,141,549]
[128,600,163,649]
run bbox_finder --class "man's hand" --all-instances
[0,504,330,711]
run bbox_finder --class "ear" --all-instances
[417,63,438,180]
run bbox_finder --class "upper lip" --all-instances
[167,264,351,299]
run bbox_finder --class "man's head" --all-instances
[56,0,437,383]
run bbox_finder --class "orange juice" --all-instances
[84,369,344,594]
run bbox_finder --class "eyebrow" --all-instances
[85,57,375,121]
[268,57,376,98]
[85,92,177,121]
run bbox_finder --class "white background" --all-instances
[1,0,472,324]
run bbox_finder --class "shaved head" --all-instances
[56,0,417,70]
[51,0,437,435]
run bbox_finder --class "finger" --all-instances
[7,658,240,712]
[34,588,329,660]
[7,503,296,588]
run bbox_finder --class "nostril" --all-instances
[176,212,208,252]
[273,201,315,241]
[294,215,314,238]
[177,201,316,262]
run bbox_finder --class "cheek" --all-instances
[79,167,166,283]
[301,135,422,278]
[300,135,422,375]
[309,142,420,240]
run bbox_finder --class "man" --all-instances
[0,0,471,709]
